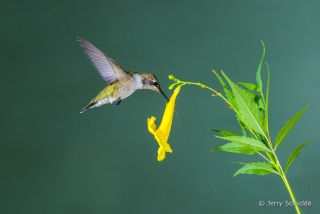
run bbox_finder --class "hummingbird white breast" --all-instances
[132,73,143,89]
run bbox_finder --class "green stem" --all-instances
[267,142,301,214]
[281,175,301,214]
[265,138,301,214]
[272,152,301,214]
[257,152,271,164]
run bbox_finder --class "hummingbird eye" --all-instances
[152,81,159,87]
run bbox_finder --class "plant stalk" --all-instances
[273,153,301,214]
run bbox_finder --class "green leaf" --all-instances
[275,103,310,149]
[221,71,266,140]
[244,90,265,110]
[216,136,271,152]
[285,140,312,174]
[211,130,238,137]
[237,82,261,91]
[234,162,279,176]
[265,62,270,134]
[212,70,237,110]
[213,142,257,155]
[237,118,247,137]
[257,98,264,110]
[256,40,265,90]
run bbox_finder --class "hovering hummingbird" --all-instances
[77,37,169,113]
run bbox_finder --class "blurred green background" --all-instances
[1,1,319,213]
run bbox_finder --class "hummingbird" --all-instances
[77,37,169,113]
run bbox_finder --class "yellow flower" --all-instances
[147,86,181,161]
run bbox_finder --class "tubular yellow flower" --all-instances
[147,86,181,161]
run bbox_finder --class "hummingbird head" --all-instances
[140,73,169,102]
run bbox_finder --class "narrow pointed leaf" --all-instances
[221,71,266,139]
[237,118,247,137]
[213,142,257,155]
[234,162,279,176]
[275,103,310,149]
[265,62,270,135]
[212,70,237,109]
[285,140,312,174]
[216,136,271,152]
[211,130,238,137]
[256,40,265,90]
[237,82,261,91]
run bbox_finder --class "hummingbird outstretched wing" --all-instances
[77,37,127,84]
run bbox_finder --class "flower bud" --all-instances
[168,83,176,90]
[168,75,175,80]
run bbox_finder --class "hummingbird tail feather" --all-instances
[80,102,97,113]
[79,97,112,113]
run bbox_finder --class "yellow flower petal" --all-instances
[147,86,181,161]
[157,146,165,161]
[147,116,157,135]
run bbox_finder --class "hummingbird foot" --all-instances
[114,98,121,106]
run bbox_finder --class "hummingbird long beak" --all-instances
[158,88,169,102]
